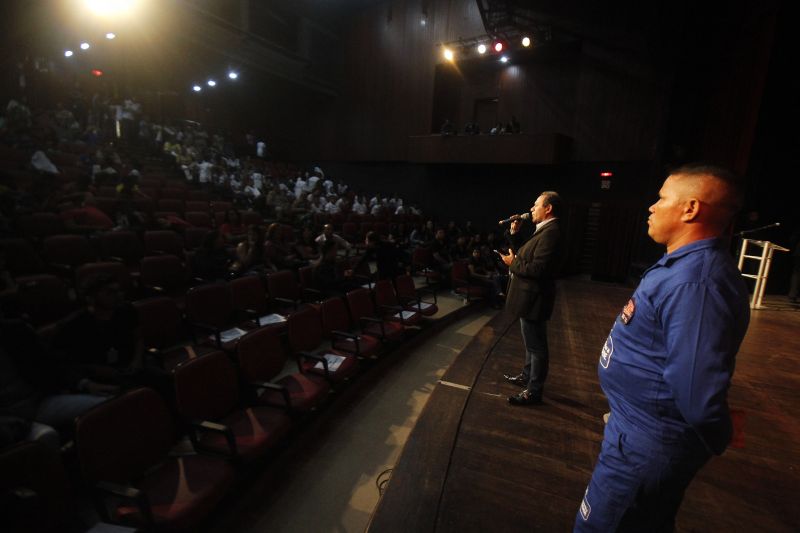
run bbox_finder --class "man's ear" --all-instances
[682,198,701,222]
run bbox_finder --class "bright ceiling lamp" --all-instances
[83,0,140,17]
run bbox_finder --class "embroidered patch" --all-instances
[580,488,591,520]
[600,335,613,369]
[620,297,636,325]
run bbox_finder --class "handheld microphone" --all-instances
[498,212,531,225]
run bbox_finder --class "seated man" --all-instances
[315,223,352,253]
[467,248,504,308]
[0,320,108,449]
[52,274,165,394]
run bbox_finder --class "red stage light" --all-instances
[600,171,613,177]
[91,69,104,77]
[494,42,503,52]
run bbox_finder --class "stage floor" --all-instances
[368,278,800,532]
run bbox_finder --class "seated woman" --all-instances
[294,226,320,263]
[467,248,504,309]
[219,208,247,244]
[192,230,232,281]
[265,222,302,270]
[230,224,274,275]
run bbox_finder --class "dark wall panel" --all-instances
[325,0,668,163]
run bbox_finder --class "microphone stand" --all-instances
[734,223,780,237]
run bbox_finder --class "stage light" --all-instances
[106,32,116,40]
[91,69,103,77]
[80,42,91,50]
[192,85,202,92]
[600,171,613,177]
[443,48,454,61]
[64,50,74,57]
[477,44,487,54]
[207,80,216,87]
[420,18,427,26]
[521,36,531,47]
[494,42,503,53]
[500,56,509,63]
[228,71,238,80]
[84,0,139,17]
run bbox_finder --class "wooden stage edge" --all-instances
[367,277,800,533]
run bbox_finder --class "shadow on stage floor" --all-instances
[368,277,800,532]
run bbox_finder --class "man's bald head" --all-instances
[668,164,743,229]
[648,164,743,252]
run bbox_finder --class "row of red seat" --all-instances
[1,274,441,531]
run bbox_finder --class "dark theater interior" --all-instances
[1,1,799,532]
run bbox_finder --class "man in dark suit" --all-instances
[499,191,563,405]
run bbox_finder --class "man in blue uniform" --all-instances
[575,164,751,531]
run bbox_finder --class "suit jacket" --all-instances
[504,220,562,321]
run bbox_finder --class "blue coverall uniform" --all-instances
[575,238,750,532]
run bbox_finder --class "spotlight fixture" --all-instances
[64,50,74,57]
[494,42,503,53]
[420,18,427,26]
[443,48,454,61]
[80,42,91,50]
[207,80,216,87]
[521,36,531,47]
[91,69,104,77]
[500,56,509,63]
[477,44,487,54]
[106,32,116,40]
[192,85,202,92]
[228,71,238,80]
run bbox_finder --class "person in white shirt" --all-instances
[243,178,261,199]
[323,178,334,195]
[229,174,242,192]
[324,198,341,214]
[352,198,367,215]
[307,173,320,192]
[315,224,351,251]
[198,159,213,184]
[251,171,263,190]
[294,176,307,198]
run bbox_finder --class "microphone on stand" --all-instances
[735,222,781,237]
[498,212,531,225]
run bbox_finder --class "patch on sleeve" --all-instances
[620,297,635,325]
[580,488,592,520]
[600,335,613,369]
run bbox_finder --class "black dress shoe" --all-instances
[508,390,542,406]
[503,373,529,385]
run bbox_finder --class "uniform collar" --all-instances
[650,237,727,270]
